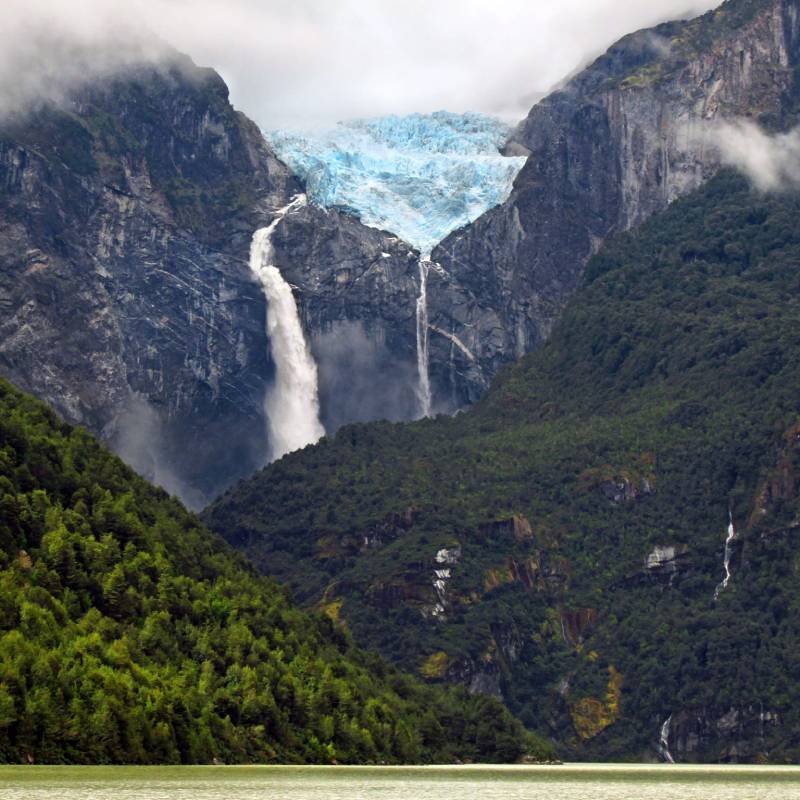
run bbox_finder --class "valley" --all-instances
[1,0,799,768]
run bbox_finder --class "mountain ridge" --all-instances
[0,48,426,506]
[424,0,800,406]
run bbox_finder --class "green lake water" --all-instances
[1,764,800,799]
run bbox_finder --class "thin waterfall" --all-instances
[659,715,675,763]
[415,255,432,417]
[249,195,325,460]
[714,510,737,600]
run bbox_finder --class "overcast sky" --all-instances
[3,0,720,128]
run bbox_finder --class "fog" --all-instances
[2,0,719,126]
[715,120,800,192]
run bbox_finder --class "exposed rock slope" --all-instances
[426,0,800,405]
[0,52,417,506]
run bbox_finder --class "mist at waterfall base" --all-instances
[112,394,211,511]
[312,321,420,433]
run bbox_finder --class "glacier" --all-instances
[263,111,526,256]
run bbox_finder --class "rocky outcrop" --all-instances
[442,655,503,699]
[644,544,691,579]
[667,705,783,761]
[358,507,420,551]
[750,420,800,524]
[484,552,569,595]
[427,0,800,407]
[560,608,599,648]
[600,477,655,505]
[481,514,534,541]
[0,52,417,506]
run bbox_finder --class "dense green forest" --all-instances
[0,378,553,764]
[206,171,800,761]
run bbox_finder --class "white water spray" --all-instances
[249,195,325,460]
[659,715,675,763]
[714,510,737,600]
[415,255,432,418]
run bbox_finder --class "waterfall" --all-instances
[659,715,675,763]
[415,255,432,417]
[713,510,737,600]
[249,195,325,460]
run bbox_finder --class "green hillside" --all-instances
[206,170,800,761]
[0,379,550,765]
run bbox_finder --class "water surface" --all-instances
[2,763,800,800]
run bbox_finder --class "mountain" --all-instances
[424,0,800,406]
[4,0,798,508]
[205,169,800,762]
[0,49,421,507]
[0,376,551,764]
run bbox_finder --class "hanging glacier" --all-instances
[263,111,526,255]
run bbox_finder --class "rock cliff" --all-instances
[0,51,416,506]
[427,0,800,405]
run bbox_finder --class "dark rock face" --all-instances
[428,0,800,407]
[667,705,782,762]
[0,55,300,506]
[0,53,418,506]
[268,206,421,429]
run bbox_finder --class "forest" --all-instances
[0,378,553,764]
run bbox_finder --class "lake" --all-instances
[2,764,800,799]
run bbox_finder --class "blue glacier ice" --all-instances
[264,111,526,255]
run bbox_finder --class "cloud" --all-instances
[0,0,719,127]
[0,0,171,120]
[714,120,800,192]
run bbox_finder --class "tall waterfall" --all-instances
[415,256,432,418]
[714,511,737,600]
[658,715,675,763]
[249,195,325,460]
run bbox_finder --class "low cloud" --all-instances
[0,0,171,121]
[715,120,800,191]
[1,0,719,127]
